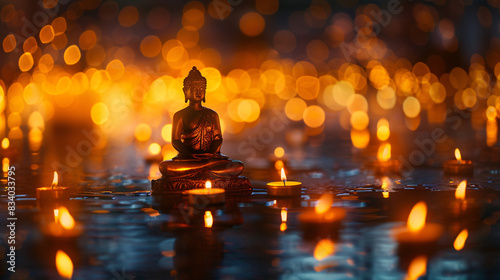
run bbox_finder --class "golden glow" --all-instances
[52,171,59,187]
[274,147,285,158]
[3,158,9,173]
[350,111,369,130]
[455,180,466,200]
[91,102,109,125]
[406,256,427,280]
[455,148,462,162]
[351,129,370,149]
[285,98,307,121]
[280,222,287,232]
[148,143,161,155]
[303,105,325,128]
[56,250,73,279]
[315,193,333,215]
[239,12,265,36]
[382,192,389,198]
[407,201,427,232]
[19,52,34,72]
[205,180,212,189]
[377,143,391,162]
[64,45,81,65]
[3,34,16,52]
[58,206,75,230]
[204,211,213,228]
[2,138,9,149]
[39,25,55,44]
[134,123,152,142]
[314,239,334,261]
[140,35,162,57]
[280,167,287,181]
[281,208,287,222]
[161,124,173,142]
[118,6,139,27]
[453,229,468,251]
[377,118,390,141]
[54,209,59,223]
[403,96,421,118]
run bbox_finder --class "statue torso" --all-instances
[180,107,215,152]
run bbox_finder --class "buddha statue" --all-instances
[152,66,251,194]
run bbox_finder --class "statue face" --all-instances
[185,82,206,103]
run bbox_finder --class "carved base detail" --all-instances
[151,176,252,195]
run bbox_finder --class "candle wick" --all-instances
[457,159,461,164]
[283,180,286,187]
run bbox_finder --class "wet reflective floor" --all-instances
[2,136,500,280]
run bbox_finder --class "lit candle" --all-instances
[393,201,443,269]
[267,168,302,197]
[187,180,225,205]
[298,193,346,239]
[373,143,401,175]
[443,148,473,176]
[36,172,69,206]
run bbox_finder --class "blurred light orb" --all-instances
[332,81,354,107]
[79,30,97,50]
[23,83,41,105]
[346,94,368,113]
[403,96,421,118]
[285,98,307,121]
[350,111,369,130]
[148,143,161,155]
[140,35,162,57]
[486,106,497,120]
[239,12,265,36]
[430,82,446,103]
[3,34,16,52]
[106,59,125,81]
[161,124,172,142]
[19,52,34,72]
[51,17,67,35]
[39,25,55,44]
[237,99,260,123]
[38,54,54,73]
[182,8,204,30]
[201,67,222,92]
[118,6,139,27]
[135,123,152,142]
[64,45,81,65]
[351,129,370,149]
[303,105,325,128]
[376,86,396,110]
[274,147,285,158]
[91,102,109,125]
[296,76,320,100]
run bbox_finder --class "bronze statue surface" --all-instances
[152,67,251,194]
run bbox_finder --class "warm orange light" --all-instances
[455,148,462,162]
[377,118,390,141]
[314,239,335,261]
[281,207,287,222]
[378,143,391,162]
[407,201,427,232]
[455,180,466,200]
[2,158,9,173]
[58,206,75,230]
[274,147,285,158]
[52,171,58,188]
[406,255,427,280]
[383,192,389,198]
[1,138,9,149]
[56,250,73,279]
[315,193,333,215]
[54,209,59,223]
[148,143,161,155]
[453,229,468,251]
[204,211,213,228]
[280,222,287,232]
[280,167,287,181]
[205,180,212,189]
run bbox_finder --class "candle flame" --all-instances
[1,138,9,149]
[2,158,9,173]
[54,209,59,223]
[407,201,427,232]
[406,255,427,280]
[455,180,466,200]
[455,148,462,162]
[52,171,58,188]
[56,250,73,279]
[377,143,391,162]
[315,193,333,214]
[280,167,287,181]
[205,180,212,189]
[58,206,75,230]
[314,239,335,261]
[281,207,287,222]
[204,211,213,228]
[280,222,287,232]
[453,229,468,251]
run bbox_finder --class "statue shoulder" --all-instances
[202,107,219,118]
[173,108,188,120]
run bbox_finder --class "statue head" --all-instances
[183,66,207,103]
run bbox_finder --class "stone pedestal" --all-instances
[151,176,252,195]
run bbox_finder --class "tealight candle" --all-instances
[373,143,401,175]
[443,148,473,176]
[298,193,346,239]
[393,201,443,270]
[187,181,225,205]
[267,168,302,197]
[36,172,69,207]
